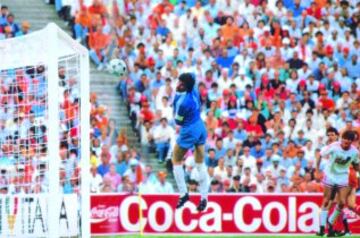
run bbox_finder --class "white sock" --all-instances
[195,163,208,201]
[342,212,347,220]
[320,209,328,227]
[329,206,341,224]
[173,165,187,197]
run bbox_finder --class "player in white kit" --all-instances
[316,130,359,237]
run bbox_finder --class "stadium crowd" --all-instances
[83,0,360,194]
[1,0,360,194]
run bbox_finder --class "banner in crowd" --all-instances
[0,194,78,237]
[91,194,360,235]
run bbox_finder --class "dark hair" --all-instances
[342,130,356,141]
[326,127,339,136]
[179,73,195,92]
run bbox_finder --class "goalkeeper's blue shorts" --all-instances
[176,119,207,150]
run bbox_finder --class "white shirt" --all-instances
[321,142,359,175]
[154,181,174,193]
[239,154,257,174]
[90,174,103,193]
[214,166,228,181]
[153,124,175,143]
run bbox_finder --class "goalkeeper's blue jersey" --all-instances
[173,88,207,149]
[173,89,201,127]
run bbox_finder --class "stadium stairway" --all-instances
[2,0,176,188]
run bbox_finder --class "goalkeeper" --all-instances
[172,73,208,212]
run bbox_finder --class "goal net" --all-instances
[0,23,90,237]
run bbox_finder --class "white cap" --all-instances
[282,38,290,45]
[130,159,139,166]
[282,25,289,31]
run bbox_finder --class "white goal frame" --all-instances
[0,23,90,238]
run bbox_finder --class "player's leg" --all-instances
[194,144,208,211]
[328,186,348,237]
[317,185,335,236]
[341,187,357,235]
[347,186,360,215]
[173,143,189,209]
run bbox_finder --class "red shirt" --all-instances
[244,123,263,136]
[140,108,155,122]
[319,97,335,110]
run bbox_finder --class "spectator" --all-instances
[15,21,30,37]
[35,0,360,194]
[188,179,199,193]
[154,171,174,193]
[152,117,174,163]
[97,151,111,177]
[227,175,244,192]
[103,163,122,191]
[205,148,218,168]
[90,165,103,193]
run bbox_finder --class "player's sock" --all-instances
[329,206,341,225]
[320,209,328,229]
[173,164,188,197]
[195,163,208,201]
[342,212,349,233]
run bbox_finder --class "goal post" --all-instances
[0,23,90,237]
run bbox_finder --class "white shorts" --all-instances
[322,173,348,188]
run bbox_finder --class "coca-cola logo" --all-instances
[117,195,319,233]
[92,194,360,235]
[91,205,118,223]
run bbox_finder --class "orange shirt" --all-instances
[89,31,110,50]
[221,25,238,43]
[315,0,327,8]
[76,12,92,28]
[88,4,107,16]
[284,146,298,158]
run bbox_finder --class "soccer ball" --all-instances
[107,59,127,77]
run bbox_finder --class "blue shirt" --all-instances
[150,79,165,91]
[216,56,235,68]
[289,5,304,18]
[345,60,360,79]
[174,5,187,16]
[250,148,265,159]
[115,161,128,176]
[173,89,201,127]
[185,0,197,7]
[215,147,227,160]
[205,156,218,168]
[156,26,170,37]
[97,164,110,177]
[292,157,308,169]
[0,15,7,25]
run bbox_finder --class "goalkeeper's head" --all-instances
[177,73,195,93]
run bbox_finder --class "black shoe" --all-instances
[197,199,207,212]
[315,231,326,237]
[334,230,346,237]
[176,193,189,209]
[327,222,336,237]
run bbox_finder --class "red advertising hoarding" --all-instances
[91,194,360,235]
